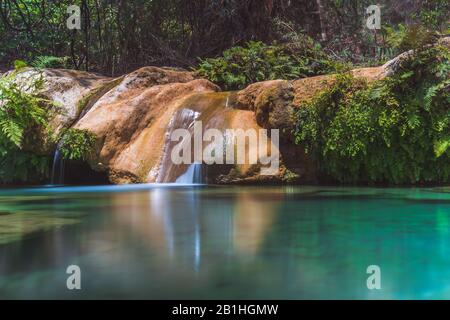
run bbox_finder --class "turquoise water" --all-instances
[1,185,450,299]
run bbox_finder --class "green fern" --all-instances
[31,56,69,69]
[294,44,450,184]
[0,69,52,183]
[59,128,96,161]
[195,41,338,90]
[0,120,23,147]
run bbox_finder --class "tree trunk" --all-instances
[316,0,327,41]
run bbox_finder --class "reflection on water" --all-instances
[1,185,450,299]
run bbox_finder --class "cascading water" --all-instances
[175,163,204,184]
[157,93,233,184]
[157,108,201,183]
[50,148,65,185]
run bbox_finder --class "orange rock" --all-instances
[75,67,220,183]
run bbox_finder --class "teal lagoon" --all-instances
[1,185,450,299]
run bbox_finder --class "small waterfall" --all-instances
[50,148,65,185]
[157,108,200,183]
[175,163,204,184]
[157,93,231,183]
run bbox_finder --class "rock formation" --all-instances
[9,37,449,184]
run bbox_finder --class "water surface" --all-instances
[1,185,450,299]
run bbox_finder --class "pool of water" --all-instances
[1,184,450,299]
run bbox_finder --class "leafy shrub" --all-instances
[196,41,340,90]
[31,56,69,69]
[414,0,450,31]
[59,128,96,161]
[383,24,440,53]
[272,19,347,74]
[0,67,51,183]
[294,44,450,184]
[0,63,95,183]
[0,150,50,184]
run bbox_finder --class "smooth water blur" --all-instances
[175,163,204,184]
[1,185,450,299]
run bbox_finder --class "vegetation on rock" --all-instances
[0,64,98,183]
[294,43,450,184]
[31,56,70,70]
[196,41,342,90]
[0,65,51,183]
[0,1,449,185]
[59,128,96,161]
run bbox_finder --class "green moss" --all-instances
[77,94,92,115]
[13,60,28,70]
[294,44,450,184]
[76,77,123,116]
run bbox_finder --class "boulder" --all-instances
[74,67,220,183]
[10,68,112,153]
[236,80,295,141]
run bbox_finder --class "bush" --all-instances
[0,66,51,183]
[196,41,340,90]
[59,128,96,161]
[383,24,440,53]
[294,44,450,184]
[414,0,450,31]
[0,150,50,184]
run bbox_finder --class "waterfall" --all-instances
[175,163,204,184]
[157,108,201,183]
[157,93,231,183]
[50,148,65,185]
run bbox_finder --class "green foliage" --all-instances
[0,0,448,75]
[31,56,70,69]
[0,69,51,183]
[0,68,95,183]
[59,129,96,161]
[414,0,450,31]
[13,60,28,70]
[384,24,440,52]
[294,44,450,184]
[0,150,50,184]
[196,41,340,90]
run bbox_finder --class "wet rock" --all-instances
[74,67,220,183]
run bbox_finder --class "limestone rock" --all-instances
[10,68,112,153]
[236,80,295,141]
[74,67,220,183]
